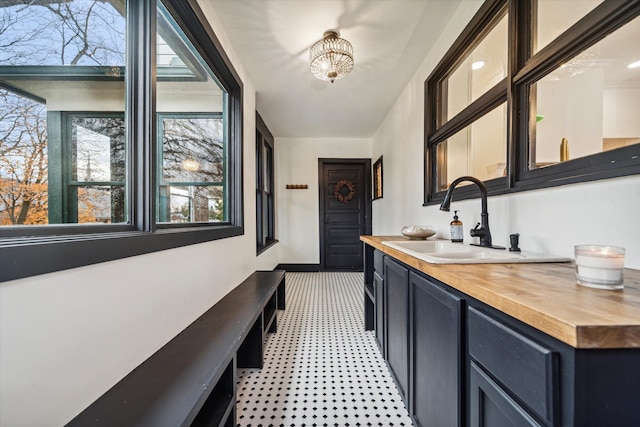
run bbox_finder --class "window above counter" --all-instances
[424,0,640,204]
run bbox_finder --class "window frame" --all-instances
[0,0,244,282]
[256,112,276,254]
[63,111,127,225]
[156,112,227,225]
[424,0,640,205]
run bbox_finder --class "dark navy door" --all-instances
[319,159,371,270]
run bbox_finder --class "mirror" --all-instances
[530,13,640,168]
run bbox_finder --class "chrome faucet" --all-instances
[439,176,503,249]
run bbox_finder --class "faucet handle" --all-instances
[470,222,482,237]
[509,233,521,252]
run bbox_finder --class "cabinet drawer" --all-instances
[469,361,542,427]
[374,249,384,274]
[373,271,383,284]
[468,307,558,424]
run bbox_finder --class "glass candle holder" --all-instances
[574,245,625,290]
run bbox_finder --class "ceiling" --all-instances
[199,0,463,138]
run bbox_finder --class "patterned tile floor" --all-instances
[236,272,414,427]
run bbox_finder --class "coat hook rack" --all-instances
[286,184,308,189]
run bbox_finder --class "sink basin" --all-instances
[385,240,473,254]
[382,240,571,264]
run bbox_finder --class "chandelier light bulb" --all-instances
[309,30,354,83]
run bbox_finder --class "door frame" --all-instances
[318,158,373,271]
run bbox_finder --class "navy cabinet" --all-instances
[409,271,463,427]
[469,361,542,427]
[468,307,558,425]
[362,244,640,427]
[372,249,386,355]
[374,270,385,353]
[363,245,376,331]
[384,256,410,400]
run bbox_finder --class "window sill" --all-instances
[0,225,243,282]
[425,153,640,206]
[257,239,278,256]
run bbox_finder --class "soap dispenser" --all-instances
[450,210,463,243]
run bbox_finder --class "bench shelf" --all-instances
[190,360,234,427]
[66,270,286,427]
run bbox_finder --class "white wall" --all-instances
[371,0,640,269]
[604,86,640,138]
[275,138,371,265]
[369,0,475,235]
[257,244,280,271]
[536,69,604,162]
[0,3,260,426]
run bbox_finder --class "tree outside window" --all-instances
[0,0,244,282]
[0,0,126,225]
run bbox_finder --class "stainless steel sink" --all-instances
[382,240,571,264]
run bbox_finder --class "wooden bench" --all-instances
[67,270,286,427]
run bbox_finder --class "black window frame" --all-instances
[424,0,640,205]
[256,112,276,254]
[0,0,244,282]
[65,112,128,225]
[156,112,227,225]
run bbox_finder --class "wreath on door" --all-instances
[334,180,356,204]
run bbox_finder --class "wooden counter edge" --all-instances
[361,235,640,349]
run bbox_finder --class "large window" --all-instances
[0,0,243,281]
[256,112,275,253]
[158,114,225,224]
[425,0,640,203]
[0,1,127,226]
[67,113,127,224]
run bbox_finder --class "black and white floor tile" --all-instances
[236,272,414,427]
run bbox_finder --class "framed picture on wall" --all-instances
[373,156,383,200]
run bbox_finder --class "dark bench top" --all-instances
[67,270,286,427]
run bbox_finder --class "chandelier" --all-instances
[309,30,354,83]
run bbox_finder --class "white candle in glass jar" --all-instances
[574,245,625,288]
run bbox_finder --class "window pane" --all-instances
[263,144,272,193]
[0,1,127,226]
[156,1,227,224]
[0,1,125,67]
[535,0,604,53]
[436,104,507,192]
[158,185,224,223]
[76,186,126,224]
[73,118,125,184]
[160,116,224,184]
[530,15,640,169]
[442,14,508,123]
[71,116,126,223]
[0,93,48,225]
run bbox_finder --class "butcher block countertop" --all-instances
[361,235,640,349]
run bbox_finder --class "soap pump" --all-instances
[450,210,463,243]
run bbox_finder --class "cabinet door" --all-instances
[468,307,558,425]
[384,257,409,400]
[409,272,463,427]
[374,271,385,355]
[470,362,543,427]
[364,245,377,331]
